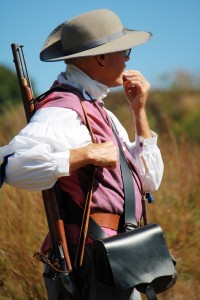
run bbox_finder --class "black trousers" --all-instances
[44,245,141,300]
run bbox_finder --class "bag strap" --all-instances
[112,125,137,228]
[112,126,149,226]
[145,285,158,300]
[92,100,148,227]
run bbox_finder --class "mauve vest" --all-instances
[37,84,144,249]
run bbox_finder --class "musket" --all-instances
[11,43,77,296]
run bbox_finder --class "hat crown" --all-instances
[61,9,123,52]
[40,9,152,62]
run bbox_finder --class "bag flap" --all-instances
[94,224,176,291]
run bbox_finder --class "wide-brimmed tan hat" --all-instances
[40,9,152,62]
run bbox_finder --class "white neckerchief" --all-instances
[57,64,109,102]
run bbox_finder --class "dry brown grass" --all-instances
[148,135,200,299]
[0,186,47,300]
[0,105,48,299]
[0,91,200,299]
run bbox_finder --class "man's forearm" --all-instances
[133,109,152,139]
[69,141,118,173]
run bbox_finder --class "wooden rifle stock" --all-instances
[42,187,72,271]
[11,43,72,272]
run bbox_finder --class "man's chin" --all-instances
[110,80,123,88]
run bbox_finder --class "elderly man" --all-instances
[0,9,163,300]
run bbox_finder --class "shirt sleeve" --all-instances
[4,107,92,191]
[106,109,164,193]
[3,105,164,193]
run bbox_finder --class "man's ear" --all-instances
[96,54,106,66]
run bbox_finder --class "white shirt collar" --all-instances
[57,64,109,102]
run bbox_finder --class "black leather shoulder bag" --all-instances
[92,127,177,300]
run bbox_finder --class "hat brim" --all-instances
[40,28,152,62]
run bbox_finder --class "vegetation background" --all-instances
[0,65,200,299]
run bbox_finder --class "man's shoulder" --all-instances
[35,84,83,111]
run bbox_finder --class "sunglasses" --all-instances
[124,49,132,58]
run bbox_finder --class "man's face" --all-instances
[102,51,130,87]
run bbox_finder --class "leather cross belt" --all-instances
[90,212,120,231]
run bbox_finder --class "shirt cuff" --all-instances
[135,131,158,154]
[54,151,70,177]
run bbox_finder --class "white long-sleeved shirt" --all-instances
[0,106,163,192]
[0,66,164,192]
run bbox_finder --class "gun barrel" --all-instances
[11,43,35,122]
[20,45,34,97]
[11,43,24,80]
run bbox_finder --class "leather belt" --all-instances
[60,192,121,233]
[90,212,120,231]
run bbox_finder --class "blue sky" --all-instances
[1,0,200,94]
